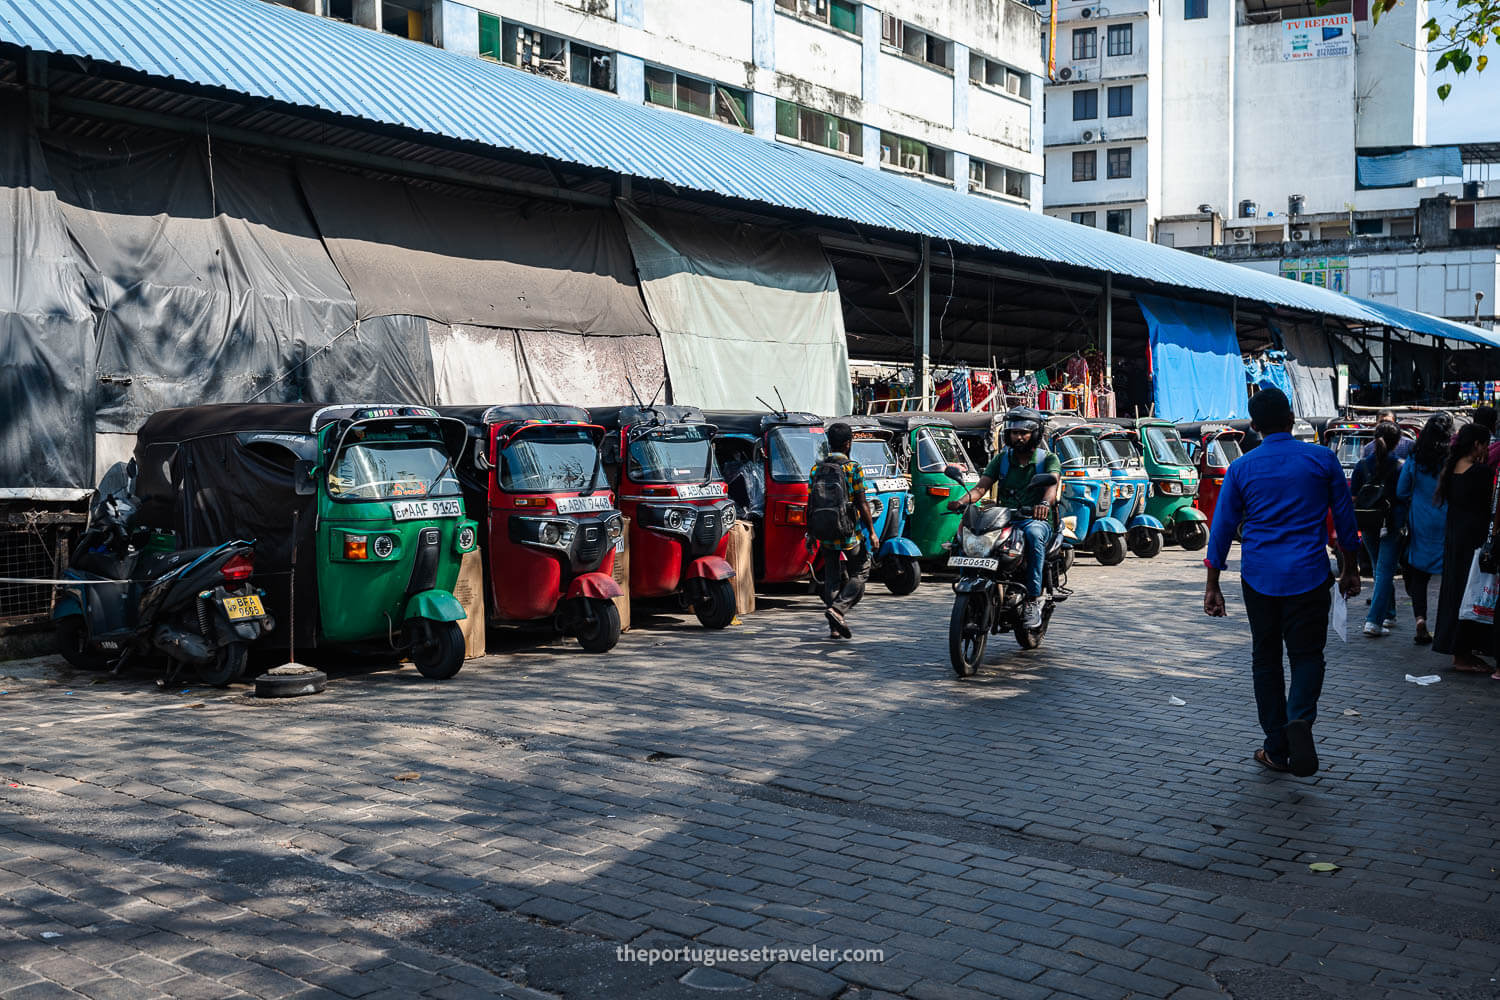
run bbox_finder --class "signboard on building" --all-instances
[1280,256,1350,293]
[1282,15,1354,61]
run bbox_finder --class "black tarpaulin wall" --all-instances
[0,102,95,490]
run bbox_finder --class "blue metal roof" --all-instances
[3,0,1494,346]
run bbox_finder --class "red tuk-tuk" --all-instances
[590,405,738,629]
[443,404,624,652]
[1178,422,1246,525]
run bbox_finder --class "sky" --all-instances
[1424,0,1499,143]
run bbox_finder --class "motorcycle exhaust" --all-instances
[152,624,215,665]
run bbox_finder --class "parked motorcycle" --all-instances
[944,467,1070,678]
[53,462,273,686]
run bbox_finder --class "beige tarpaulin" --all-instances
[430,323,667,406]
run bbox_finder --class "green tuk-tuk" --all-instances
[874,412,980,558]
[1134,417,1208,550]
[132,404,479,679]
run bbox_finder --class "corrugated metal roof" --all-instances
[2,0,1494,346]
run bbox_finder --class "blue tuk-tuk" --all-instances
[834,416,922,595]
[1097,422,1165,559]
[1050,419,1128,566]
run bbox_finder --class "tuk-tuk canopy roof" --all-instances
[702,410,823,437]
[439,403,592,431]
[135,402,444,445]
[874,412,958,432]
[588,404,707,431]
[826,415,894,440]
[1176,421,1246,441]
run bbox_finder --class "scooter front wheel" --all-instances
[949,592,990,678]
[693,578,737,629]
[883,556,921,596]
[198,641,248,687]
[54,615,110,671]
[576,599,621,653]
[411,620,465,679]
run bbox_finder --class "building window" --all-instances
[1071,211,1097,227]
[1353,218,1384,235]
[1107,24,1132,56]
[1185,0,1207,18]
[569,43,615,92]
[776,0,860,35]
[1107,147,1132,178]
[499,22,568,77]
[646,69,751,129]
[1107,86,1132,117]
[881,133,951,179]
[1073,90,1098,121]
[1107,209,1131,235]
[1072,27,1097,59]
[1072,150,1097,181]
[775,100,860,155]
[479,12,501,60]
[883,16,952,70]
[969,54,1030,99]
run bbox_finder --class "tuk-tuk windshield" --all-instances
[1055,434,1103,469]
[1143,426,1194,468]
[328,430,460,500]
[1331,434,1369,469]
[850,438,900,480]
[1207,437,1243,469]
[769,426,828,483]
[629,425,720,483]
[499,427,607,493]
[1100,436,1141,469]
[914,426,974,474]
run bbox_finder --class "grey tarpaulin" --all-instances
[300,314,437,405]
[298,162,656,335]
[430,323,666,405]
[0,101,95,491]
[619,203,853,415]
[1279,322,1339,417]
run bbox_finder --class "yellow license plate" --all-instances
[222,595,265,621]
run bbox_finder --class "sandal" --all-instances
[1491,671,1500,681]
[1452,661,1490,674]
[1255,749,1289,773]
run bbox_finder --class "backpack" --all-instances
[807,458,855,542]
[1354,462,1391,533]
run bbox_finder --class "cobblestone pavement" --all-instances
[3,547,1499,1000]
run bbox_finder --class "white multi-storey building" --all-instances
[267,0,1047,208]
[1041,0,1431,243]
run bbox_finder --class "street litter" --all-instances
[1308,862,1341,873]
[394,772,420,781]
[1168,696,1187,706]
[40,931,62,938]
[1342,708,1360,716]
[1405,674,1441,686]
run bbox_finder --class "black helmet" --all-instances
[1003,407,1046,441]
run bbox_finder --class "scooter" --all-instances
[944,468,1070,678]
[53,463,272,687]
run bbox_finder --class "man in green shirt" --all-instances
[947,408,1061,629]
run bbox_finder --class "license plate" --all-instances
[676,483,726,499]
[874,478,910,493]
[221,595,265,621]
[556,495,613,515]
[391,499,462,521]
[949,556,999,570]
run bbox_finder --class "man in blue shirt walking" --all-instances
[1203,389,1362,777]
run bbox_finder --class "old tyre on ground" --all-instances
[54,615,109,671]
[576,599,621,653]
[198,641,248,687]
[883,556,921,596]
[1095,535,1127,566]
[254,663,328,698]
[949,592,989,678]
[411,620,465,679]
[693,578,737,629]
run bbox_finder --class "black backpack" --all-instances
[808,458,855,542]
[1354,464,1390,533]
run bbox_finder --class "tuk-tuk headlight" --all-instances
[372,534,396,559]
[456,526,476,552]
[905,494,914,515]
[1156,481,1182,496]
[664,508,690,532]
[606,515,624,542]
[540,522,562,546]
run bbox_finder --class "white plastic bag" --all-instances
[1458,552,1499,623]
[1330,586,1348,642]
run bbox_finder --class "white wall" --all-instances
[1158,0,1233,220]
[1231,21,1355,221]
[639,0,754,83]
[967,86,1035,161]
[877,52,956,129]
[1044,142,1147,205]
[775,13,863,98]
[1354,0,1427,147]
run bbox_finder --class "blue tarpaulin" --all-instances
[1356,147,1463,188]
[1140,295,1250,422]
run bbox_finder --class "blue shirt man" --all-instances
[1203,389,1361,779]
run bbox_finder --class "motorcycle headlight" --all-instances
[962,530,995,557]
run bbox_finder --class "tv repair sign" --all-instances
[1282,14,1354,61]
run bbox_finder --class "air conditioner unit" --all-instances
[1097,6,1111,13]
[1082,129,1094,142]
[836,131,852,153]
[1058,66,1073,80]
[1005,74,1022,95]
[1074,69,1088,81]
[1232,227,1253,242]
[1291,228,1310,241]
[902,153,922,171]
[1081,6,1093,16]
[969,179,983,192]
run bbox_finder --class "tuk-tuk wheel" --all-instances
[54,615,109,671]
[883,557,922,596]
[198,641,248,687]
[411,620,465,680]
[693,579,737,630]
[1129,533,1163,560]
[576,600,621,654]
[1095,536,1127,567]
[1176,523,1208,551]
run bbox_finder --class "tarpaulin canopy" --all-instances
[429,323,666,407]
[1139,294,1250,422]
[1278,323,1339,418]
[1356,147,1464,188]
[619,204,852,415]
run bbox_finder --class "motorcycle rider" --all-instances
[947,408,1061,629]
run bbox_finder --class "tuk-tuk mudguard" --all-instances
[684,556,735,582]
[954,575,997,594]
[878,537,922,560]
[403,589,467,623]
[1087,516,1127,538]
[1173,507,1209,525]
[565,572,624,602]
[52,592,83,620]
[1128,514,1165,533]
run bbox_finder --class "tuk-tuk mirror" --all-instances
[473,439,492,471]
[293,459,317,496]
[1028,472,1059,490]
[943,464,967,484]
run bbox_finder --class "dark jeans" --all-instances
[1241,578,1331,760]
[1403,568,1432,622]
[821,540,870,617]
